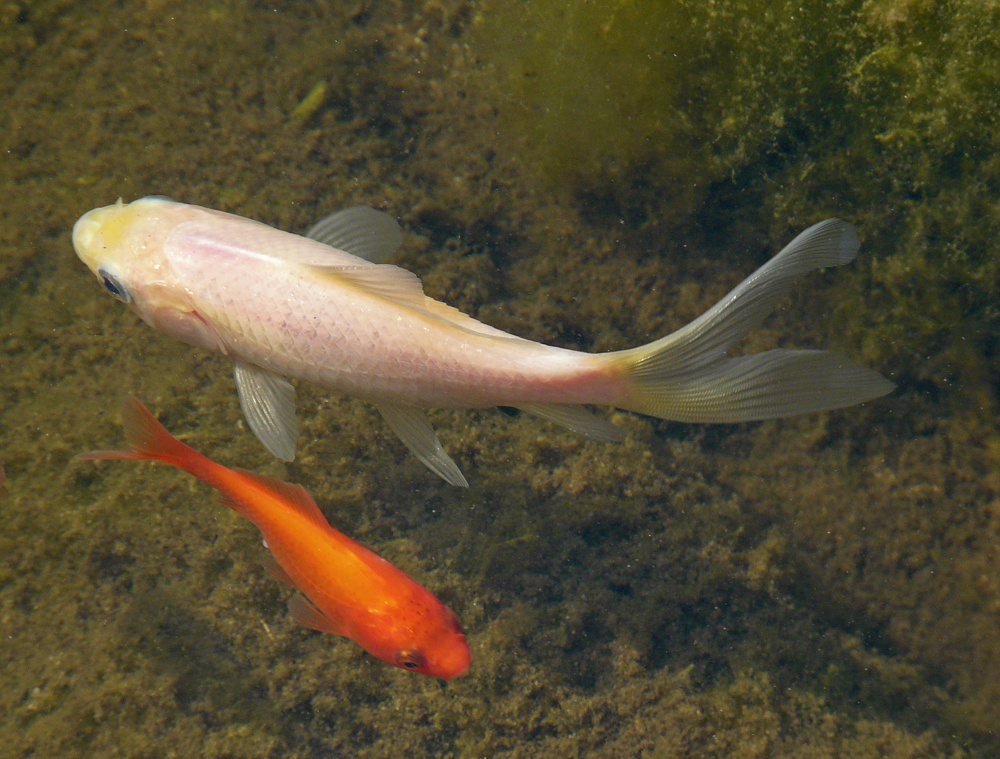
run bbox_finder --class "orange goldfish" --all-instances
[77,397,470,680]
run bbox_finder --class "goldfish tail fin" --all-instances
[613,219,894,422]
[75,397,199,466]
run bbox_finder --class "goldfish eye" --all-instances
[393,650,426,671]
[97,268,132,304]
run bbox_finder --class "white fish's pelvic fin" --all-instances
[234,360,299,461]
[516,403,626,442]
[305,206,403,263]
[376,402,469,487]
[613,219,895,422]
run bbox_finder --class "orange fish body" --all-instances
[78,398,470,679]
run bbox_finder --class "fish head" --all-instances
[368,598,470,680]
[391,604,471,680]
[73,197,227,353]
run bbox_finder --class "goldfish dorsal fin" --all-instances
[288,593,348,637]
[305,206,403,264]
[231,468,330,528]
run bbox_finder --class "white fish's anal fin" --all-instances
[288,593,348,637]
[233,360,298,461]
[305,206,403,264]
[376,402,469,488]
[516,403,627,442]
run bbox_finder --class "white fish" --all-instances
[73,197,893,486]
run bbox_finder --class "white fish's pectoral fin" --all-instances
[376,402,469,488]
[305,206,403,264]
[516,403,627,442]
[233,360,298,461]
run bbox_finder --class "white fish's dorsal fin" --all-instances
[234,360,298,461]
[319,264,526,340]
[305,206,403,263]
[376,402,469,487]
[317,264,429,310]
[419,298,524,339]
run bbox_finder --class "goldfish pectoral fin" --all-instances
[376,402,469,488]
[288,593,347,637]
[233,360,298,462]
[516,403,627,442]
[305,206,403,264]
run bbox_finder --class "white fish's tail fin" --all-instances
[612,219,894,422]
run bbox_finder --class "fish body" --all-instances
[78,398,470,680]
[74,197,893,485]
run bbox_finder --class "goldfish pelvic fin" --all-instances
[228,468,329,527]
[305,206,403,264]
[516,403,626,442]
[234,360,298,462]
[289,593,347,636]
[75,397,196,465]
[263,556,297,588]
[376,402,469,488]
[614,219,894,422]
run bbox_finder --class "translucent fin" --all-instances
[305,206,403,263]
[420,298,523,339]
[288,593,348,637]
[516,403,626,442]
[263,556,297,588]
[614,219,894,422]
[376,402,469,487]
[315,264,427,309]
[75,396,198,466]
[233,360,298,461]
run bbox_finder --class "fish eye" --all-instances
[97,268,132,304]
[393,650,426,671]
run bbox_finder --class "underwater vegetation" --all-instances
[468,0,1000,423]
[2,0,1000,755]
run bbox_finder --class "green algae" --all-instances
[468,0,1000,417]
[466,0,861,226]
[1,0,999,756]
